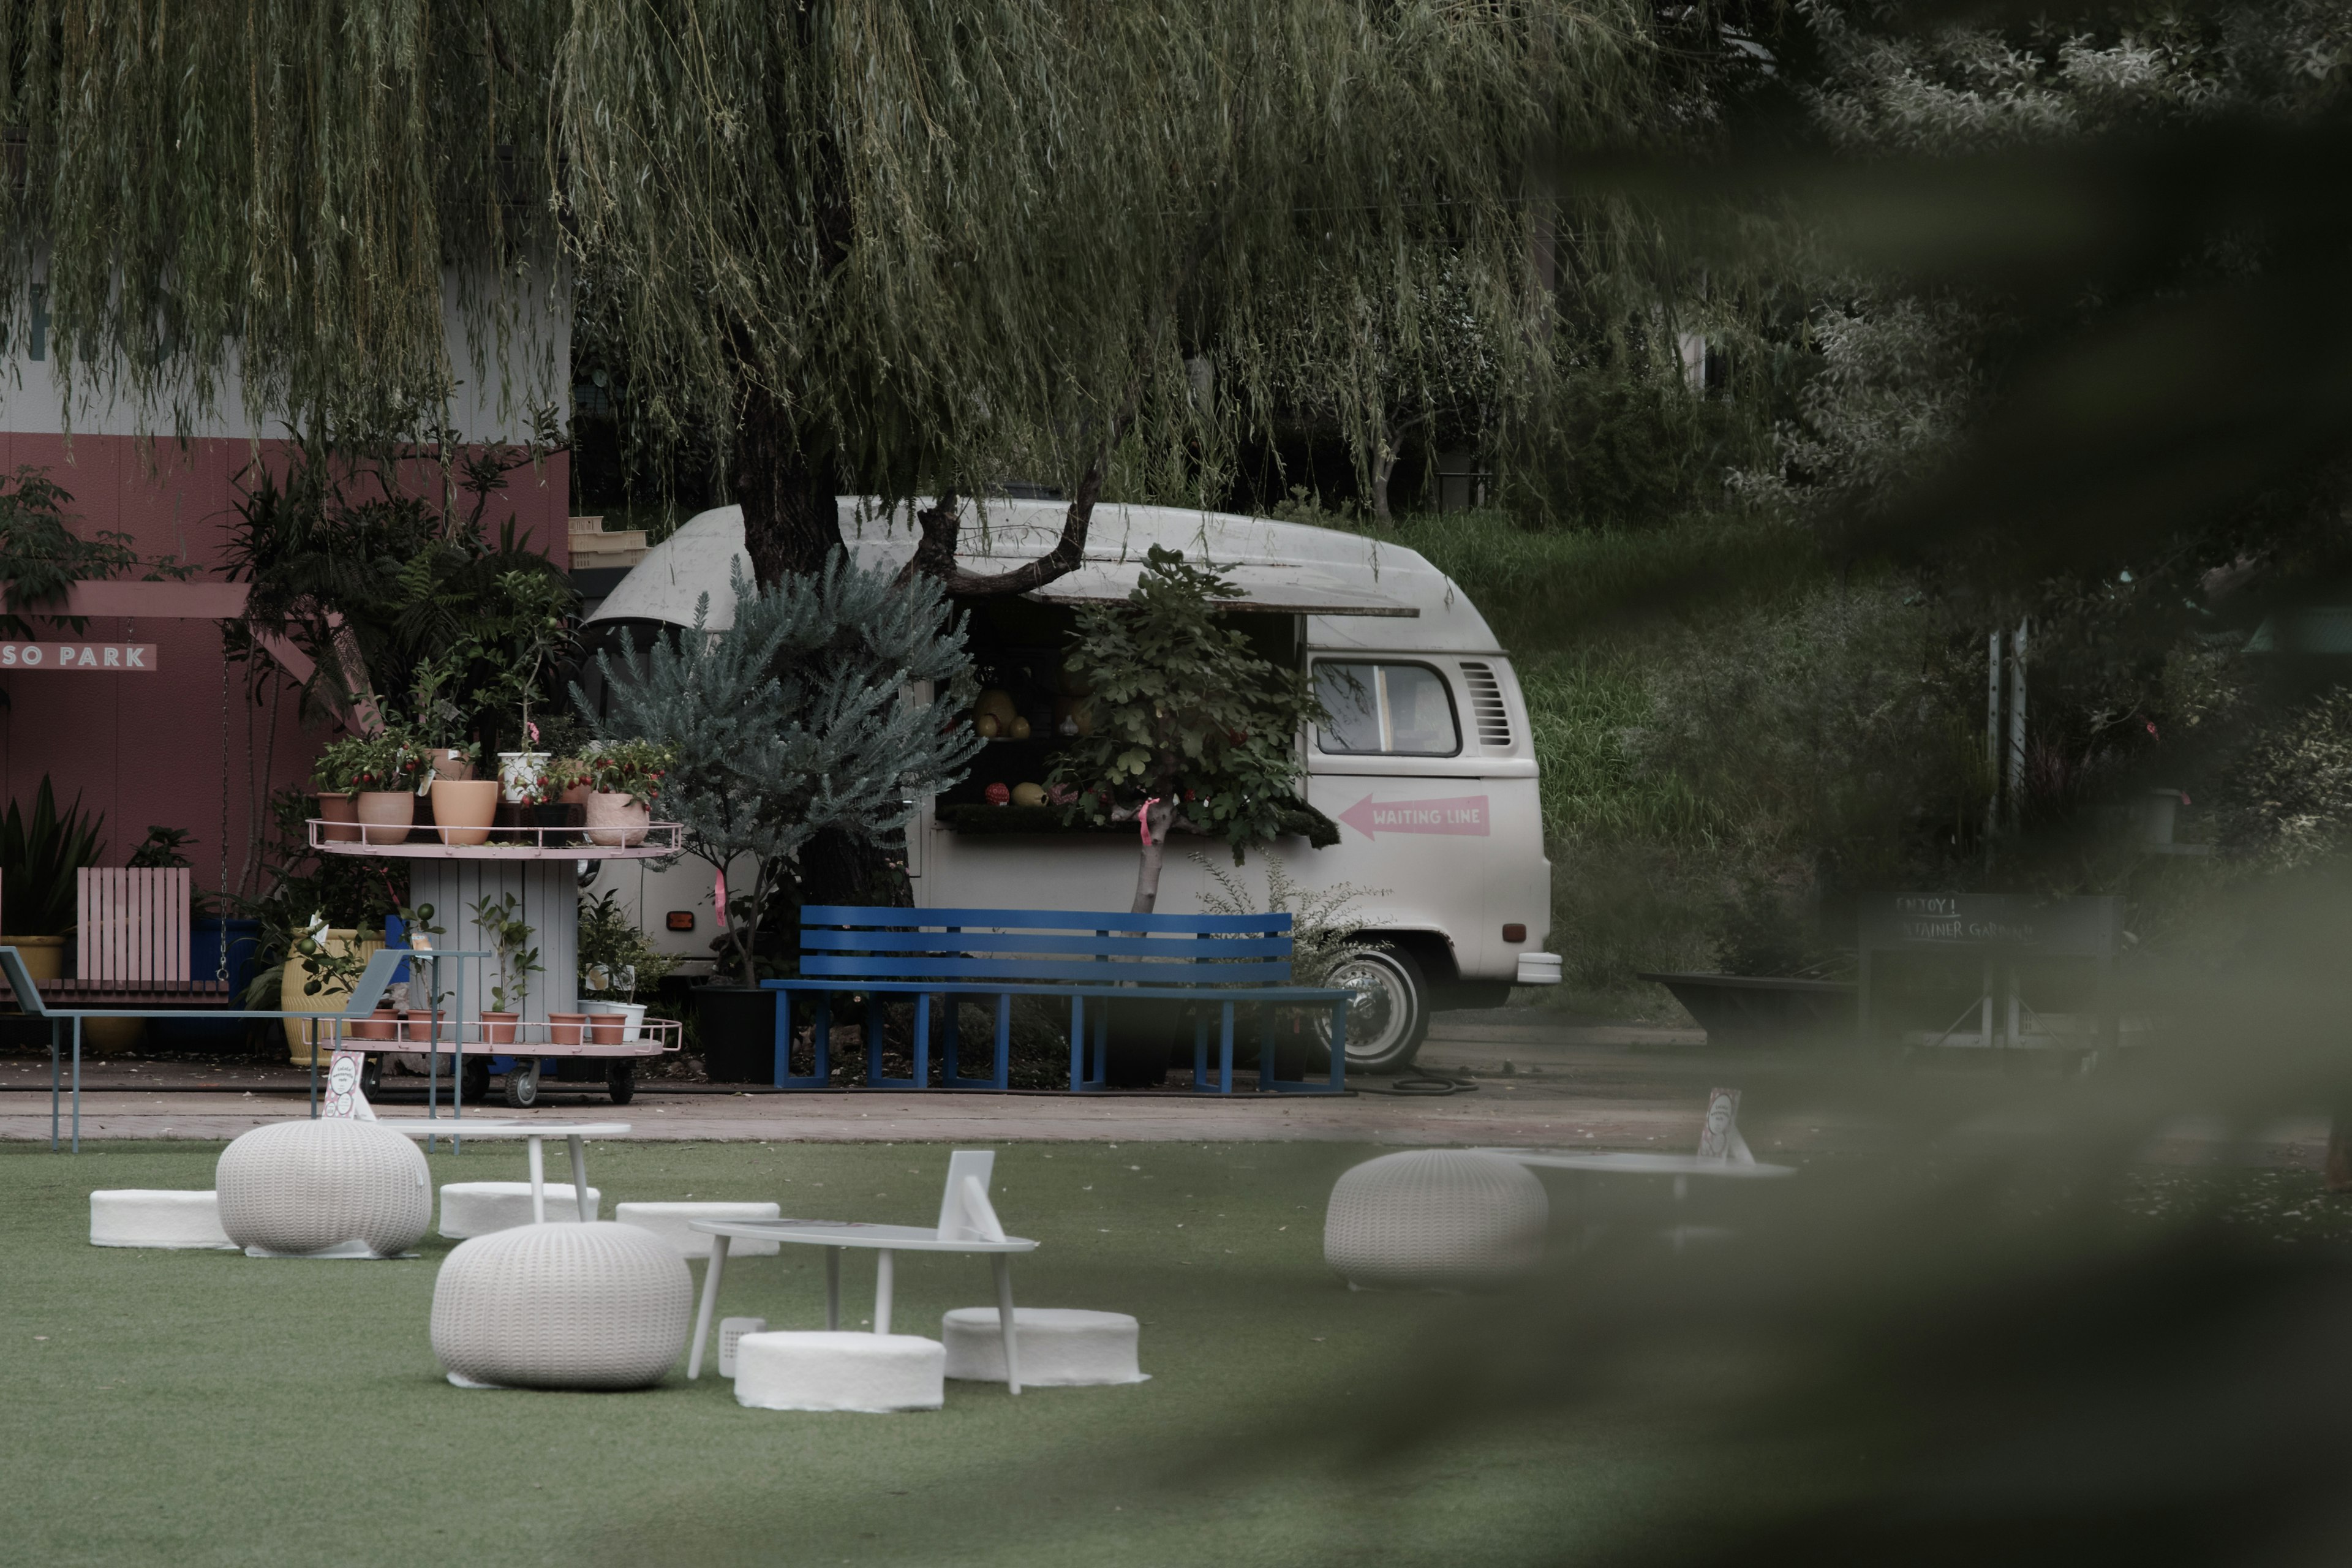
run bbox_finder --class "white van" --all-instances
[573,500,1558,1071]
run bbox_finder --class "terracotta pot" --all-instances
[480,1012,519,1047]
[355,790,416,846]
[559,778,592,806]
[548,1011,589,1047]
[498,751,551,804]
[397,1011,450,1046]
[2,933,67,982]
[425,747,474,782]
[430,779,500,846]
[349,1006,399,1042]
[316,791,360,843]
[587,1012,628,1046]
[584,791,651,848]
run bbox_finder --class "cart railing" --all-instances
[307,818,685,858]
[315,1014,683,1054]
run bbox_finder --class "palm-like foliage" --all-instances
[0,776,105,936]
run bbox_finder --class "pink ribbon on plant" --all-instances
[714,869,728,929]
[1138,797,1162,848]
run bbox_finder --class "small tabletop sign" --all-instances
[323,1050,377,1120]
[0,642,159,671]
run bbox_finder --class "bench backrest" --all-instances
[75,868,191,984]
[798,905,1295,987]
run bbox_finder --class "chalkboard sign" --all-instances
[1856,893,2122,1055]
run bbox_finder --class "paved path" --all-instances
[0,1011,2327,1166]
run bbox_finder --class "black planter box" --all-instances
[695,985,777,1083]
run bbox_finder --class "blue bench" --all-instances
[760,906,1354,1095]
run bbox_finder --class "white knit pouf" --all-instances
[215,1119,433,1258]
[614,1200,781,1259]
[1323,1149,1548,1290]
[439,1182,602,1238]
[941,1308,1146,1387]
[431,1221,693,1390]
[89,1189,235,1250]
[733,1332,945,1413]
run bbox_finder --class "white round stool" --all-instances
[431,1221,693,1390]
[215,1119,433,1258]
[941,1308,1145,1386]
[439,1182,601,1238]
[89,1189,235,1250]
[1323,1148,1548,1290]
[614,1201,780,1259]
[733,1332,945,1412]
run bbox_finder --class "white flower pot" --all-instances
[497,751,551,804]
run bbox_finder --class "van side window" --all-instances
[1313,662,1461,756]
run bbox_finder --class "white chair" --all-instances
[733,1331,945,1412]
[216,1118,433,1258]
[431,1221,694,1390]
[615,1200,781,1259]
[89,1189,235,1250]
[1322,1149,1548,1291]
[941,1308,1145,1387]
[685,1150,1039,1391]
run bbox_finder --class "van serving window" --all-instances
[1314,662,1461,757]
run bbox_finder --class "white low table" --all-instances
[685,1219,1038,1390]
[380,1120,631,1223]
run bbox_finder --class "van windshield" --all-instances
[1314,662,1460,756]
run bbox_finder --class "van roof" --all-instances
[584,499,1502,654]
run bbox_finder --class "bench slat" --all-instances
[802,955,1298,984]
[802,905,1289,935]
[801,930,1293,960]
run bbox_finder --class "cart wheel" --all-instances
[460,1057,491,1104]
[359,1056,382,1096]
[606,1060,636,1106]
[503,1058,543,1109]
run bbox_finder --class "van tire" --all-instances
[1321,943,1430,1074]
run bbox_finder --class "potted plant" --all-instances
[580,739,671,847]
[578,889,676,1042]
[0,775,104,982]
[487,571,575,801]
[469,890,540,1046]
[334,729,429,845]
[408,655,481,781]
[582,559,979,1082]
[282,911,371,1066]
[309,741,364,843]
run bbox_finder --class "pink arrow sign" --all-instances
[1338,793,1491,839]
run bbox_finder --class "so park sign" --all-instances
[0,642,159,671]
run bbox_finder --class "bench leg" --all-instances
[1219,1003,1235,1095]
[772,987,791,1088]
[993,1254,1022,1396]
[687,1233,731,1379]
[994,994,1011,1090]
[941,991,960,1084]
[1069,995,1085,1090]
[913,994,931,1088]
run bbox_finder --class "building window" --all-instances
[1314,662,1461,756]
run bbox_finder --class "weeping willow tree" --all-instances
[558,0,1654,585]
[4,1,1656,587]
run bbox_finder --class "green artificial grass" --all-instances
[0,1139,1691,1568]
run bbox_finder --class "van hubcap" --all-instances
[1325,957,1409,1063]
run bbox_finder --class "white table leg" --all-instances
[993,1254,1022,1396]
[687,1233,730,1380]
[526,1136,546,1224]
[825,1247,841,1331]
[567,1136,593,1221]
[875,1250,894,1335]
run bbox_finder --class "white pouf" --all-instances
[439,1182,602,1238]
[733,1332,945,1413]
[432,1221,693,1390]
[89,1189,235,1250]
[215,1119,432,1258]
[941,1308,1146,1386]
[614,1200,781,1258]
[1323,1149,1548,1291]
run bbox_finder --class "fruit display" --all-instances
[984,782,1012,805]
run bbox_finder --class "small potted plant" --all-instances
[347,728,429,845]
[579,889,676,1042]
[581,738,672,847]
[310,741,364,843]
[409,656,481,781]
[468,890,540,1046]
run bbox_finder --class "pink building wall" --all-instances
[0,431,571,908]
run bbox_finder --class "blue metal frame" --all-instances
[760,907,1351,1095]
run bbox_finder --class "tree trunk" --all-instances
[734,381,840,586]
[1370,440,1398,521]
[1129,799,1178,914]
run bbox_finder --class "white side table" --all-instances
[685,1219,1039,1391]
[380,1120,631,1223]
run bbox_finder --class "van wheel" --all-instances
[1319,944,1430,1074]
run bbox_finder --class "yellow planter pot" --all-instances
[80,1015,147,1054]
[282,931,383,1065]
[2,934,67,982]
